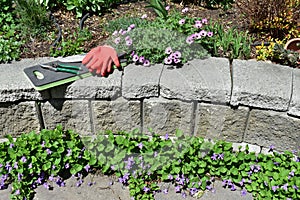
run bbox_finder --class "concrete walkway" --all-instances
[0,173,253,200]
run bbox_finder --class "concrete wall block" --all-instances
[122,64,163,99]
[50,73,122,99]
[92,98,141,133]
[288,69,300,117]
[195,103,249,143]
[231,60,292,111]
[160,57,231,103]
[143,98,193,135]
[244,109,300,152]
[0,101,40,137]
[42,100,91,135]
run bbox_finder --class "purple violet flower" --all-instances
[165,133,169,140]
[43,182,50,190]
[165,5,170,11]
[21,156,27,163]
[281,183,288,191]
[13,162,18,169]
[65,163,70,169]
[202,18,208,24]
[175,185,181,193]
[141,14,147,19]
[137,142,143,149]
[15,189,20,195]
[17,173,22,181]
[143,186,150,193]
[66,149,72,157]
[211,153,218,161]
[46,148,52,155]
[272,185,279,192]
[41,141,45,147]
[293,185,298,190]
[84,164,90,172]
[241,189,247,196]
[163,188,168,194]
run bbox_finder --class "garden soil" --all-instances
[19,1,251,59]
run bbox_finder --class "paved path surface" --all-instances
[0,173,253,200]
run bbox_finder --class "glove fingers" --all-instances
[82,54,93,65]
[82,47,101,65]
[86,57,99,69]
[112,56,120,68]
[107,60,113,73]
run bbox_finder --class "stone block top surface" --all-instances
[231,59,292,111]
[0,58,56,102]
[160,57,231,103]
[122,63,163,99]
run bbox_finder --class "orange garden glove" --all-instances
[82,45,121,76]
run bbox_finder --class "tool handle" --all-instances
[57,67,79,74]
[58,63,81,70]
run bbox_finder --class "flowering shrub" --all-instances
[105,6,215,66]
[0,126,299,200]
[237,0,300,40]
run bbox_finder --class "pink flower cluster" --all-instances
[131,51,151,67]
[164,47,182,65]
[185,19,213,44]
[113,24,135,46]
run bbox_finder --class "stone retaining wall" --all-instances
[0,57,299,152]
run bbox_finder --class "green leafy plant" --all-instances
[146,0,168,19]
[104,17,150,35]
[0,126,299,200]
[271,43,299,67]
[256,40,300,67]
[61,0,123,18]
[208,22,252,61]
[0,35,23,63]
[0,0,23,63]
[14,0,53,38]
[105,9,214,66]
[50,28,92,57]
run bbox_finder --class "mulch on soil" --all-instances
[19,1,252,59]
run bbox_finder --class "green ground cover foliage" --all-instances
[0,126,299,200]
